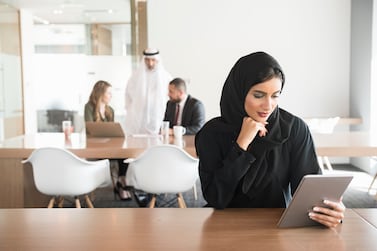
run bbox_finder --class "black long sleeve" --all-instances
[196,111,320,209]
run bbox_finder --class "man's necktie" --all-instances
[173,104,180,126]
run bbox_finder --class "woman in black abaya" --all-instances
[195,51,344,228]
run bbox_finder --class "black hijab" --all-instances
[219,51,294,199]
[220,51,285,129]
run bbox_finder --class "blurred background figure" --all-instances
[84,80,131,201]
[164,77,205,135]
[124,48,172,135]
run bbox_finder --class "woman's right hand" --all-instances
[236,117,268,150]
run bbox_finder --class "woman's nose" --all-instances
[262,97,273,109]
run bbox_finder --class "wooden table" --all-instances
[312,131,377,157]
[0,133,195,208]
[353,208,377,228]
[304,117,363,126]
[0,208,376,251]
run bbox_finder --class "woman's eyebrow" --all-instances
[252,90,266,94]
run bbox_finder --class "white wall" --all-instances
[371,0,377,131]
[350,0,373,132]
[350,0,377,173]
[148,0,351,121]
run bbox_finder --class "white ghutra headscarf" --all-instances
[125,48,172,135]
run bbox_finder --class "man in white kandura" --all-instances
[124,48,172,135]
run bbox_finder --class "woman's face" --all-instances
[244,77,282,122]
[101,86,112,104]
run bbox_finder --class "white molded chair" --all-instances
[306,117,340,172]
[22,147,111,208]
[125,145,199,208]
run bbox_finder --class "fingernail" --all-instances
[313,207,320,211]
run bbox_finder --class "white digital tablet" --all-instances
[85,122,125,137]
[277,174,353,228]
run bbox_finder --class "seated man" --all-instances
[164,78,205,135]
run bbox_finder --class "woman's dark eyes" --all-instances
[253,94,280,99]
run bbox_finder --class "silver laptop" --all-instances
[85,122,125,137]
[277,174,353,228]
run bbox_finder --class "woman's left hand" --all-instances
[308,199,345,228]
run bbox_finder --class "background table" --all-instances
[0,133,195,208]
[312,131,377,157]
[0,208,376,251]
[0,133,196,158]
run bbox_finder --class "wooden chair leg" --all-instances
[85,195,94,208]
[177,196,184,208]
[193,183,198,200]
[57,196,64,208]
[89,192,96,203]
[177,193,187,208]
[47,197,55,208]
[148,195,156,208]
[317,156,325,172]
[369,173,377,192]
[75,197,81,208]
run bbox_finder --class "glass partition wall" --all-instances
[32,23,133,132]
[0,3,23,140]
[29,0,147,133]
[0,0,147,135]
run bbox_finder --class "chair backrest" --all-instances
[22,147,111,196]
[306,117,340,134]
[126,145,199,194]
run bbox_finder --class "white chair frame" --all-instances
[125,144,199,208]
[22,147,111,208]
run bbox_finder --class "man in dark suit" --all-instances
[163,78,205,135]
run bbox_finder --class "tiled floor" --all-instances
[327,164,377,208]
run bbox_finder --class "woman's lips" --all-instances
[258,112,270,118]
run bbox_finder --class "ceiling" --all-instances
[0,0,132,24]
